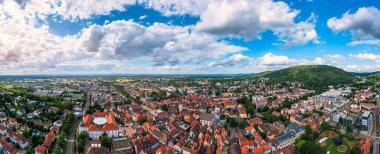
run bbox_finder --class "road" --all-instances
[66,121,80,154]
[372,98,380,154]
[65,91,90,154]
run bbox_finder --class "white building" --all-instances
[79,112,120,139]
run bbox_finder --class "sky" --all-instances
[1,0,380,75]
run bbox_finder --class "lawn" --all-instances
[321,138,351,154]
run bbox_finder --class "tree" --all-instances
[161,104,169,111]
[100,132,111,148]
[227,117,238,127]
[346,126,353,133]
[320,121,330,132]
[350,147,359,154]
[77,131,88,153]
[52,147,63,154]
[296,140,306,150]
[58,133,67,148]
[300,141,323,154]
[22,129,31,138]
[305,125,312,135]
[138,119,147,125]
[313,131,319,139]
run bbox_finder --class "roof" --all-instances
[88,124,102,131]
[257,99,268,104]
[240,139,255,146]
[241,147,249,154]
[200,113,214,121]
[253,147,264,154]
[361,137,371,154]
[245,126,254,132]
[276,132,295,142]
[362,111,371,118]
[7,130,28,144]
[86,147,110,154]
[85,112,119,131]
[0,139,16,153]
[286,123,305,133]
[273,147,292,154]
[83,114,94,127]
[102,124,118,130]
[35,145,46,153]
[43,131,56,147]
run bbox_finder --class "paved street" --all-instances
[372,98,380,154]
[65,91,90,154]
[66,121,80,154]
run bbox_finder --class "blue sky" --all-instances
[1,0,380,74]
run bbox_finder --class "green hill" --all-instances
[254,65,358,87]
[366,71,380,81]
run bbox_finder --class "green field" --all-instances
[321,138,351,154]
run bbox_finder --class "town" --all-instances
[0,74,378,154]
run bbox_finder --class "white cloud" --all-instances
[348,53,380,61]
[0,0,136,24]
[0,14,89,73]
[207,53,251,68]
[0,0,250,74]
[328,7,380,45]
[348,39,380,46]
[195,0,319,47]
[55,0,136,21]
[138,0,211,16]
[4,0,378,74]
[79,20,247,66]
[242,53,328,72]
[139,15,147,20]
[344,64,380,72]
[259,53,300,66]
[312,57,325,64]
[324,54,345,60]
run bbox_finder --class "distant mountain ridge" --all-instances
[251,65,358,87]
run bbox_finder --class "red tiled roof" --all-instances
[253,147,264,154]
[241,147,249,154]
[257,99,268,104]
[83,114,93,127]
[43,131,55,147]
[51,125,59,132]
[35,145,46,154]
[157,112,168,118]
[56,119,63,124]
[93,112,108,117]
[88,124,101,131]
[102,124,118,130]
[361,137,371,154]
[246,126,254,132]
[83,112,120,131]
[0,139,16,154]
[240,139,254,146]
[7,131,28,144]
[273,147,292,154]
[106,112,117,125]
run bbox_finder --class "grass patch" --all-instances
[321,138,351,154]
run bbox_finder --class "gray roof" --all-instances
[362,111,371,118]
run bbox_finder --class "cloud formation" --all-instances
[328,7,380,45]
[195,0,319,47]
[207,54,251,68]
[79,20,247,66]
[0,0,379,74]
